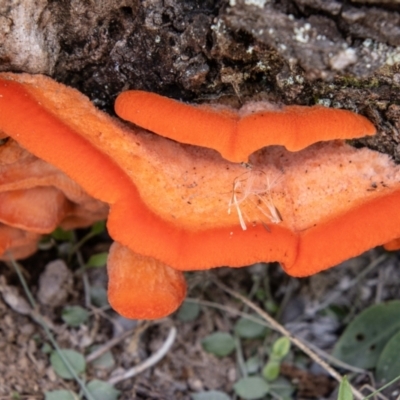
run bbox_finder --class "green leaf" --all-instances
[337,376,354,400]
[201,332,236,357]
[50,349,86,379]
[376,329,400,383]
[41,343,52,354]
[44,390,77,400]
[51,227,74,242]
[245,355,261,374]
[87,380,120,400]
[262,360,281,381]
[90,221,106,235]
[87,252,108,268]
[269,377,295,399]
[86,251,108,268]
[234,317,267,339]
[90,286,109,307]
[177,302,201,322]
[191,391,231,400]
[271,337,291,359]
[233,377,269,400]
[90,345,115,370]
[62,306,89,327]
[332,301,400,368]
[264,299,278,314]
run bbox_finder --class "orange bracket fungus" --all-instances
[0,137,108,259]
[383,238,400,252]
[115,90,376,163]
[107,242,186,320]
[1,72,400,320]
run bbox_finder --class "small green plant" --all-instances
[262,336,291,381]
[50,349,86,380]
[231,333,293,400]
[198,311,293,400]
[202,332,236,357]
[337,376,353,400]
[10,230,121,400]
[333,301,400,379]
[61,305,89,327]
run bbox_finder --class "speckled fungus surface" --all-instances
[115,90,376,163]
[1,72,399,319]
[383,238,400,251]
[107,242,187,320]
[0,225,41,260]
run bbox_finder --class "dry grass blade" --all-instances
[108,326,177,385]
[212,278,365,400]
[86,326,139,363]
[185,297,367,375]
[8,256,96,400]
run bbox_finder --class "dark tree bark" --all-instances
[1,0,400,159]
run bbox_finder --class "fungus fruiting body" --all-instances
[0,136,108,259]
[115,90,376,163]
[0,72,398,319]
[383,238,400,251]
[0,224,41,260]
[107,242,187,319]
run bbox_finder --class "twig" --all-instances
[75,249,91,308]
[359,384,388,400]
[68,229,98,262]
[212,278,365,400]
[127,320,151,354]
[312,254,387,313]
[186,297,367,374]
[108,326,177,385]
[86,326,139,363]
[185,297,273,328]
[363,374,400,400]
[301,338,368,375]
[235,337,247,377]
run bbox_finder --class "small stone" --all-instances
[1,286,31,315]
[37,259,72,306]
[188,377,204,391]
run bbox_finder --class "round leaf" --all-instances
[269,377,295,399]
[89,345,115,370]
[376,329,400,383]
[87,380,120,400]
[234,317,267,339]
[191,391,231,400]
[272,337,291,359]
[90,286,109,308]
[202,332,236,357]
[90,221,106,235]
[332,301,400,368]
[87,252,108,268]
[233,377,269,400]
[245,355,261,374]
[262,360,281,381]
[51,227,74,242]
[62,306,89,327]
[177,302,201,322]
[41,343,52,354]
[50,349,86,379]
[45,390,77,400]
